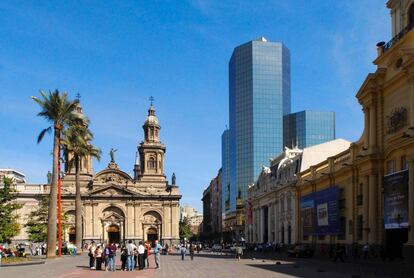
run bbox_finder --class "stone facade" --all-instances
[202,169,222,238]
[295,0,414,257]
[247,139,350,245]
[13,104,181,246]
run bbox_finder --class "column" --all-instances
[93,203,101,239]
[408,159,414,245]
[171,204,179,240]
[259,208,264,242]
[363,175,369,242]
[84,203,93,237]
[163,204,171,238]
[369,102,377,149]
[368,173,378,243]
[126,203,134,238]
[135,204,142,239]
[363,107,369,149]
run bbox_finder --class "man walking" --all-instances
[138,241,145,270]
[89,241,96,270]
[108,242,117,272]
[126,240,137,271]
[154,240,162,269]
[180,244,187,261]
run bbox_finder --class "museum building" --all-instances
[13,104,181,246]
[296,0,414,257]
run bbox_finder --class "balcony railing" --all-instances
[383,23,414,53]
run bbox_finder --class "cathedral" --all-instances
[14,103,181,246]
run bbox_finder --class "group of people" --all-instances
[88,240,162,271]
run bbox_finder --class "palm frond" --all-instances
[37,127,52,143]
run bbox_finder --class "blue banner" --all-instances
[300,187,340,236]
[384,170,408,229]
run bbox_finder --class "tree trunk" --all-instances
[46,127,59,258]
[75,155,83,251]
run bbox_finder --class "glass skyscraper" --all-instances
[228,37,291,210]
[283,110,335,149]
[221,129,231,213]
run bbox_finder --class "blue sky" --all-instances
[0,1,389,211]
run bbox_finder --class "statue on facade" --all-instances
[47,171,52,184]
[109,148,117,163]
[172,172,176,185]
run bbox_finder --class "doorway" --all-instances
[386,228,408,259]
[147,227,158,245]
[107,224,120,244]
[68,227,76,243]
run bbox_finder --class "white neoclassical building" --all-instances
[247,139,350,245]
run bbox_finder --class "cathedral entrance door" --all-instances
[107,224,121,244]
[147,227,158,246]
[68,227,76,243]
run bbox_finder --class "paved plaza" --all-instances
[1,251,413,278]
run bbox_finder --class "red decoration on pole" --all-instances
[57,131,62,257]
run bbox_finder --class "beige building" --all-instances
[180,205,203,235]
[14,104,181,246]
[0,169,26,184]
[296,0,414,258]
[247,139,350,245]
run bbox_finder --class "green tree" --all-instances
[62,123,101,250]
[179,217,194,240]
[32,90,85,258]
[24,197,49,242]
[0,177,22,242]
[25,197,69,243]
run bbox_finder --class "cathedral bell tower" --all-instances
[136,102,166,184]
[62,99,93,187]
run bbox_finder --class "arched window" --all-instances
[147,157,156,169]
[409,3,414,28]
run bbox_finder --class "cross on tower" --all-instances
[76,93,81,100]
[149,96,154,106]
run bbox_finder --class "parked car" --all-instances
[288,244,314,258]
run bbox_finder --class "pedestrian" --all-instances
[164,243,169,255]
[144,242,151,268]
[120,245,127,271]
[126,240,137,271]
[154,240,162,269]
[180,244,187,260]
[104,244,110,271]
[108,242,117,272]
[363,243,370,259]
[89,242,96,270]
[236,245,243,261]
[95,245,103,270]
[134,248,138,269]
[137,241,145,270]
[190,243,195,260]
[333,243,344,263]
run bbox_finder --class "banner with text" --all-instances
[300,187,340,236]
[384,170,408,229]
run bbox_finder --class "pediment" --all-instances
[93,168,133,185]
[88,184,141,197]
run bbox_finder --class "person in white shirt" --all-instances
[126,240,137,271]
[137,241,145,270]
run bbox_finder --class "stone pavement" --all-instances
[1,251,412,278]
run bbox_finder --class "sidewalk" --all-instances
[241,250,414,277]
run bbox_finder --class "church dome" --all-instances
[144,106,160,127]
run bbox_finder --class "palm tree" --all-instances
[32,90,85,258]
[62,124,101,251]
